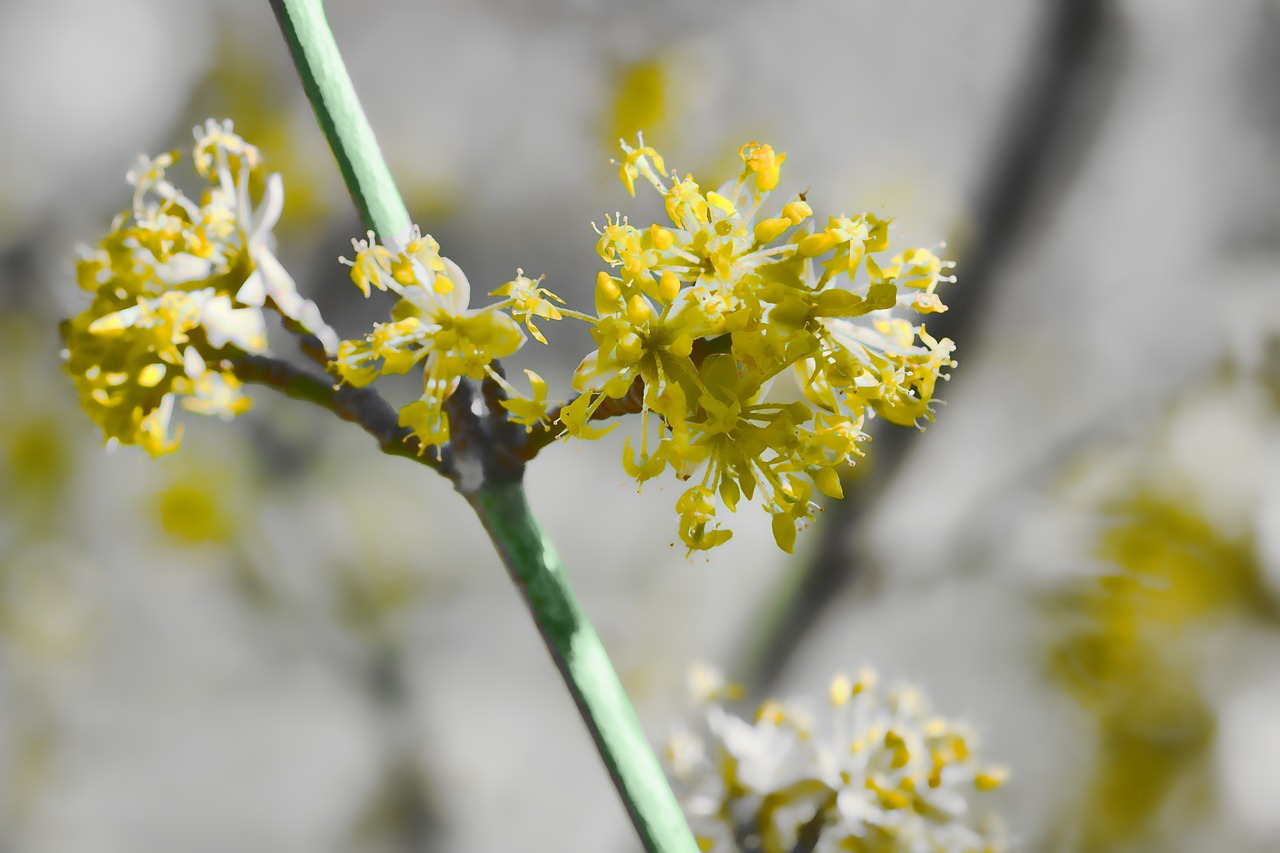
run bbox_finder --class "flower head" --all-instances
[667,667,1008,853]
[571,138,957,553]
[63,120,335,455]
[335,226,562,448]
[490,270,566,345]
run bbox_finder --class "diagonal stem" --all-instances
[268,0,411,240]
[267,2,699,850]
[468,480,700,853]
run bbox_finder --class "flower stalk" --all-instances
[267,0,411,239]
[231,353,431,465]
[267,1,700,851]
[468,480,700,853]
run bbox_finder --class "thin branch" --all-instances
[232,354,435,467]
[279,316,335,370]
[734,0,1120,696]
[267,0,411,240]
[268,3,701,849]
[465,480,700,853]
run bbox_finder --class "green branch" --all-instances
[468,482,699,853]
[267,3,699,850]
[268,0,410,239]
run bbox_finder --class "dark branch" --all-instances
[232,354,437,469]
[520,334,732,460]
[735,0,1121,697]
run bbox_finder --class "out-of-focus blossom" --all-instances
[667,667,1007,852]
[62,119,336,455]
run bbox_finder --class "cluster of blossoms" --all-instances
[63,120,336,455]
[666,667,1008,853]
[339,137,956,553]
[66,122,955,555]
[571,139,955,552]
[332,230,565,446]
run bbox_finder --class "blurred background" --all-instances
[3,0,1280,850]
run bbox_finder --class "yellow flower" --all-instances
[490,270,566,345]
[738,141,786,192]
[568,136,956,552]
[497,369,551,428]
[63,119,335,455]
[616,134,666,197]
[336,226,535,448]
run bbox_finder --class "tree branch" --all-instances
[734,0,1121,696]
[232,354,435,467]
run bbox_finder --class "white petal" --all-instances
[441,256,472,312]
[201,294,269,353]
[236,268,266,307]
[183,346,206,378]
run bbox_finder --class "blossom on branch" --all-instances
[571,138,957,553]
[334,229,557,448]
[62,119,337,455]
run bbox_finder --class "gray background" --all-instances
[1,1,1279,851]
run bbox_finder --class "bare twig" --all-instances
[231,354,436,467]
[520,334,733,460]
[735,0,1121,696]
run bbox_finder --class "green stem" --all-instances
[267,4,699,850]
[269,0,411,239]
[468,481,699,853]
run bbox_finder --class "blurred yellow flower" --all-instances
[63,120,336,455]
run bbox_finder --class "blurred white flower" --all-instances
[666,667,1008,853]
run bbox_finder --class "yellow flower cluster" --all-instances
[666,667,1007,853]
[569,139,956,552]
[63,119,337,455]
[334,228,562,446]
[332,137,955,552]
[70,122,955,558]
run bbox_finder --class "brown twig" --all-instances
[231,354,437,468]
[734,0,1121,697]
[519,334,733,460]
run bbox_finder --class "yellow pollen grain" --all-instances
[798,231,841,258]
[597,271,621,301]
[137,363,166,388]
[754,217,791,245]
[782,200,812,224]
[974,768,1008,791]
[830,674,852,706]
